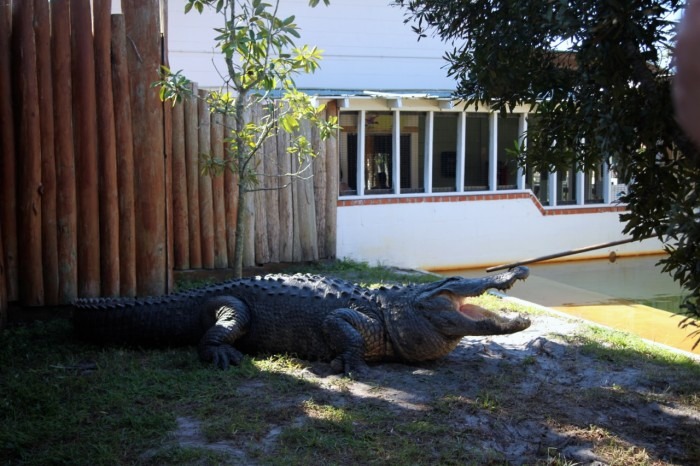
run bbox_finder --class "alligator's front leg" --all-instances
[198,296,250,370]
[322,308,384,376]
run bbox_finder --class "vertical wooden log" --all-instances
[0,0,7,325]
[161,0,174,293]
[211,112,228,268]
[123,0,166,296]
[242,106,255,267]
[35,0,59,305]
[14,0,44,305]
[71,0,101,297]
[277,129,294,262]
[171,97,190,269]
[52,0,78,303]
[296,121,319,262]
[110,14,136,297]
[324,101,339,258]
[290,143,302,262]
[264,104,280,263]
[312,121,327,259]
[0,0,18,302]
[184,83,202,268]
[253,104,270,265]
[243,190,256,267]
[94,0,120,297]
[223,115,238,267]
[197,89,215,268]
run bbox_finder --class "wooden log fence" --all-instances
[0,0,338,314]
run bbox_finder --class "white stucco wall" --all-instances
[167,0,456,90]
[337,196,665,271]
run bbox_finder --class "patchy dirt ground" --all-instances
[167,310,700,465]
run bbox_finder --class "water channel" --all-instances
[443,255,699,355]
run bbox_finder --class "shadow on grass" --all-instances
[1,317,699,465]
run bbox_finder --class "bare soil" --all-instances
[171,310,700,465]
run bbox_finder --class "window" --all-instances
[526,167,550,206]
[365,112,394,194]
[557,165,577,205]
[464,114,489,190]
[399,112,426,194]
[337,102,617,206]
[497,115,520,189]
[585,164,605,204]
[432,113,458,192]
[339,112,358,196]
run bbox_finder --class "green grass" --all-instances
[2,259,699,465]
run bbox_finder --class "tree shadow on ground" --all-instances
[2,315,699,465]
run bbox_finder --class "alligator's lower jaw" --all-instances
[458,302,492,321]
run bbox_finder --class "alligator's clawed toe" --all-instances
[204,344,244,370]
[330,355,371,378]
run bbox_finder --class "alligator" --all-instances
[73,267,531,375]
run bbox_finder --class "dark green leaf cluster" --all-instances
[397,0,700,328]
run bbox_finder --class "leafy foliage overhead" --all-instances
[397,0,700,336]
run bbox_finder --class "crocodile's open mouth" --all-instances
[457,300,494,321]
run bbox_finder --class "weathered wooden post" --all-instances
[312,120,328,258]
[171,96,190,269]
[295,121,318,262]
[324,100,339,259]
[211,112,228,268]
[224,115,239,267]
[94,0,120,297]
[253,104,270,265]
[52,0,78,303]
[71,0,101,297]
[263,108,280,263]
[197,89,215,269]
[35,0,59,305]
[110,14,137,297]
[0,0,18,303]
[277,129,294,262]
[184,83,202,268]
[123,0,167,295]
[14,0,45,305]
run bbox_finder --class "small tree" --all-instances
[156,0,338,278]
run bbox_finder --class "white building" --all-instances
[168,0,664,271]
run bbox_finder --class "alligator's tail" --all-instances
[72,295,208,347]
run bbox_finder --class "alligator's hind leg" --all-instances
[322,308,381,376]
[198,296,251,370]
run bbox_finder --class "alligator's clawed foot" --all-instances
[201,344,245,370]
[330,354,372,378]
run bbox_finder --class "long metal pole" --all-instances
[485,237,647,273]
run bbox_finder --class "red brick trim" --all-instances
[337,192,627,216]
